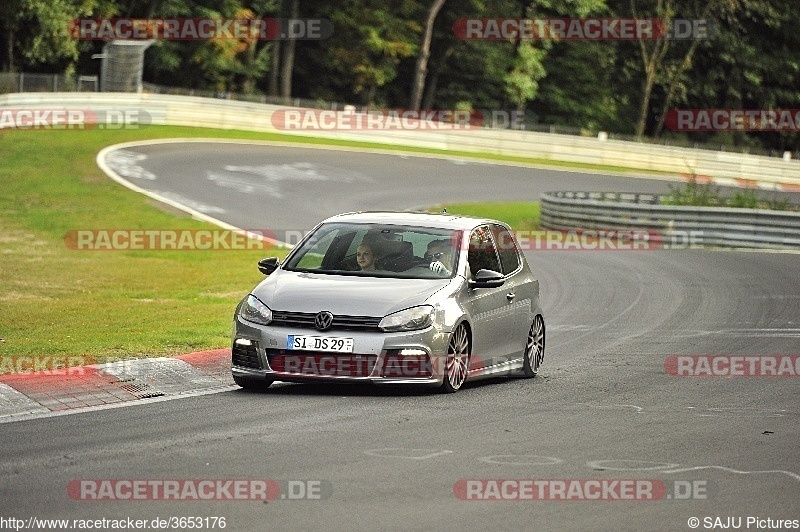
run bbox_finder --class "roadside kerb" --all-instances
[0,349,232,421]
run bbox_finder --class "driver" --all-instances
[425,239,455,276]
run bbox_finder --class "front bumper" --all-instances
[231,315,450,387]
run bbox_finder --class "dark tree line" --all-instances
[2,0,798,152]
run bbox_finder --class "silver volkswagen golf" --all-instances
[232,211,545,393]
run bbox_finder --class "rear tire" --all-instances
[233,375,273,391]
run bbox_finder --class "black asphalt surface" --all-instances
[1,142,798,531]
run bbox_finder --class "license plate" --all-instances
[286,335,354,353]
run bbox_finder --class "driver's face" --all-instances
[425,245,452,266]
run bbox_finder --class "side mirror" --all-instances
[469,269,505,288]
[257,257,280,275]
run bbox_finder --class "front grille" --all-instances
[270,311,381,331]
[232,341,262,369]
[266,349,377,377]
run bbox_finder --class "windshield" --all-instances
[283,222,462,279]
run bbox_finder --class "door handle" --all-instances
[506,292,516,302]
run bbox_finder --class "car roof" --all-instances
[320,211,505,230]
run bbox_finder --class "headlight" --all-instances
[240,294,272,325]
[379,305,434,332]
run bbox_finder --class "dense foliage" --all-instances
[2,0,798,152]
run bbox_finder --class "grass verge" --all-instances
[429,202,540,231]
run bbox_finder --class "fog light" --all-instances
[235,338,253,346]
[382,349,432,378]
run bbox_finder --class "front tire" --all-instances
[233,375,273,391]
[521,315,545,378]
[441,324,470,393]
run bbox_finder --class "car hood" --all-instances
[252,270,452,317]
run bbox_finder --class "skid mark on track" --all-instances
[475,454,800,483]
[104,150,155,180]
[660,466,800,483]
[688,406,788,418]
[206,162,373,198]
[575,403,644,413]
[364,448,453,460]
[149,190,226,214]
[479,455,564,466]
[546,404,795,418]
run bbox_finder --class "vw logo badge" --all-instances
[315,311,334,331]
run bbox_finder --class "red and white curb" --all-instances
[0,349,232,422]
[679,174,800,192]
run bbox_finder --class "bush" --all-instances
[662,174,722,207]
[661,173,797,211]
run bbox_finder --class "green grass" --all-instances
[430,202,540,231]
[0,126,294,366]
[0,124,595,370]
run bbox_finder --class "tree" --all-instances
[674,0,800,151]
[533,41,621,131]
[504,41,546,113]
[0,0,23,71]
[190,8,271,92]
[134,0,276,94]
[627,0,731,137]
[1,0,116,73]
[324,0,419,105]
[408,0,446,109]
[280,0,298,98]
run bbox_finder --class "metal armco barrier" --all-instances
[2,92,800,188]
[540,191,800,250]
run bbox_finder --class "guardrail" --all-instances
[1,92,800,188]
[540,191,800,250]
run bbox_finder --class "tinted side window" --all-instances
[468,226,501,278]
[492,224,520,275]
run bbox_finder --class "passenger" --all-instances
[425,239,455,276]
[356,242,378,270]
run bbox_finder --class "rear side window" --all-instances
[468,226,501,278]
[492,224,520,275]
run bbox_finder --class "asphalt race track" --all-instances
[1,142,798,531]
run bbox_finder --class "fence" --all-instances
[0,73,796,158]
[540,191,800,250]
[0,73,100,93]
